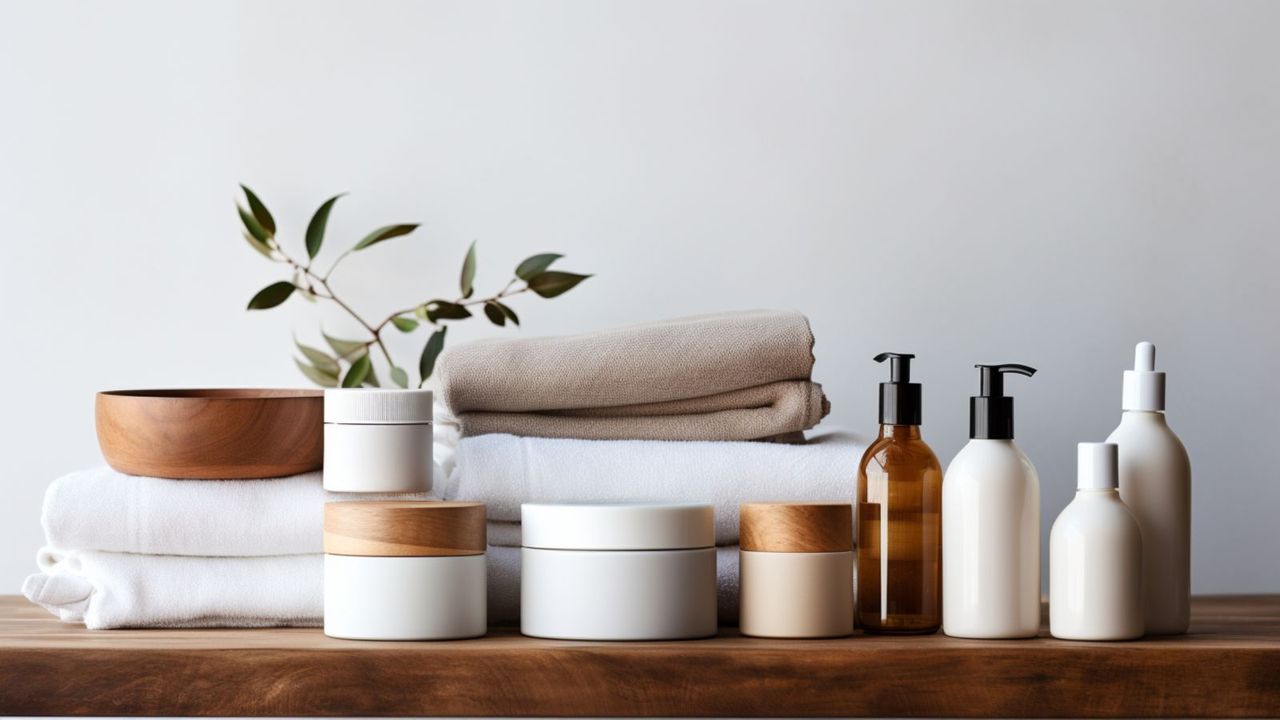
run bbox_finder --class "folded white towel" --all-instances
[442,431,863,546]
[42,467,430,556]
[22,548,322,629]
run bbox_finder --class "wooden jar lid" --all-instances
[740,502,853,553]
[324,501,486,557]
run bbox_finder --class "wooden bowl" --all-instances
[96,389,324,479]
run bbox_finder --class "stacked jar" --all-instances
[321,389,488,640]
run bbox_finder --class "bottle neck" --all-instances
[879,424,922,440]
[1121,409,1167,427]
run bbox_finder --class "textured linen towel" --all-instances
[22,548,322,629]
[436,309,830,441]
[41,467,431,556]
[442,430,863,547]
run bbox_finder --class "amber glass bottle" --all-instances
[856,353,942,634]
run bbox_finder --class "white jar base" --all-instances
[740,550,853,638]
[323,423,433,493]
[324,554,486,640]
[521,547,716,641]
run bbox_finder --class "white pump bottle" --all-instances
[1106,341,1191,635]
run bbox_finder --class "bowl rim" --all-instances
[97,388,324,400]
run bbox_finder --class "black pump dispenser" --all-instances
[874,352,921,425]
[970,364,1036,440]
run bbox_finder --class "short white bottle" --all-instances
[943,364,1040,639]
[1106,341,1191,635]
[1049,442,1144,641]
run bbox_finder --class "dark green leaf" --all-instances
[238,206,271,244]
[390,366,409,388]
[322,331,369,361]
[494,300,520,326]
[483,301,506,326]
[363,363,380,387]
[460,240,477,299]
[341,353,371,387]
[425,300,472,322]
[294,358,338,387]
[515,253,562,281]
[353,223,419,251]
[391,315,419,332]
[244,232,273,259]
[419,326,448,383]
[294,337,340,375]
[527,271,592,298]
[246,281,295,310]
[305,193,344,260]
[240,184,276,235]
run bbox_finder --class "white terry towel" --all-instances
[22,548,322,630]
[441,430,863,546]
[42,467,430,556]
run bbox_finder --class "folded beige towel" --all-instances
[437,310,829,441]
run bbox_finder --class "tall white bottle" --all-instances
[1050,443,1144,641]
[943,364,1040,639]
[1106,341,1191,635]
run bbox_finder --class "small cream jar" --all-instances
[520,503,717,641]
[324,501,487,640]
[323,389,433,493]
[739,502,854,638]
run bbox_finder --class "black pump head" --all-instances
[970,363,1036,439]
[874,352,921,425]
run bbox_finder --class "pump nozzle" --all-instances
[970,363,1036,440]
[873,352,914,382]
[873,352,921,425]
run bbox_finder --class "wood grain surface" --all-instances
[95,389,323,479]
[740,502,853,552]
[324,501,487,556]
[0,595,1277,716]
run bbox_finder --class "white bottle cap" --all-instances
[1077,442,1119,490]
[1122,341,1166,411]
[324,388,434,424]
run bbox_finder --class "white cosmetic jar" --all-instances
[520,503,717,641]
[323,389,433,493]
[739,502,854,639]
[324,501,487,640]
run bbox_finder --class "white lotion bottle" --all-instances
[943,364,1040,639]
[1106,341,1191,635]
[1050,442,1144,641]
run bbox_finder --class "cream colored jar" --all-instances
[739,502,853,638]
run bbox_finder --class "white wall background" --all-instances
[1,0,1277,594]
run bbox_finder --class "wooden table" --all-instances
[1,594,1277,717]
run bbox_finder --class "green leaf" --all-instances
[425,300,472,322]
[240,184,276,236]
[243,232,274,260]
[238,206,271,245]
[527,271,592,298]
[294,358,338,387]
[353,223,419,251]
[390,366,409,388]
[494,300,520,326]
[515,253,563,281]
[391,315,419,332]
[363,363,380,387]
[419,326,448,383]
[322,331,369,361]
[246,281,295,310]
[305,193,344,260]
[460,240,477,299]
[483,301,506,326]
[341,353,371,387]
[294,338,340,375]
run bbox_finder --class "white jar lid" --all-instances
[324,389,434,424]
[521,503,714,550]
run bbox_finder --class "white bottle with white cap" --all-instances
[1049,442,1144,641]
[1106,341,1191,635]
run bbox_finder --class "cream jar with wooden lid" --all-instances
[324,501,486,640]
[323,389,433,493]
[520,503,717,641]
[739,502,854,638]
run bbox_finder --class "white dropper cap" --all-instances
[1122,341,1166,411]
[1078,442,1119,490]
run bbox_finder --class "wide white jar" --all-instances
[739,502,853,638]
[520,503,717,641]
[323,389,433,493]
[324,501,486,640]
